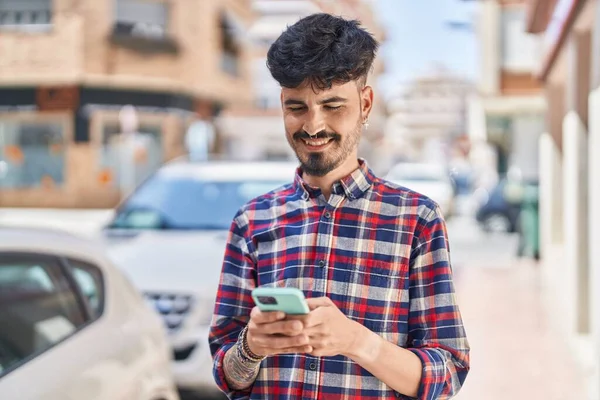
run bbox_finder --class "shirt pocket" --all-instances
[346,258,409,334]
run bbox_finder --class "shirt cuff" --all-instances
[213,342,254,400]
[407,348,448,400]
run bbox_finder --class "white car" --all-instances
[102,159,299,394]
[0,227,179,400]
[385,162,455,217]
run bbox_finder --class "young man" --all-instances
[209,13,470,400]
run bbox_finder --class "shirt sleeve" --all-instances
[403,205,470,400]
[208,211,258,399]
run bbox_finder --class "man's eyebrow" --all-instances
[317,96,347,105]
[283,99,306,106]
[283,96,347,106]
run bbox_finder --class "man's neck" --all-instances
[303,157,360,199]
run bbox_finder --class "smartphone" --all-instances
[251,287,310,315]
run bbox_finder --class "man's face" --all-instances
[281,80,373,177]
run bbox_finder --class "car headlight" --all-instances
[144,292,195,333]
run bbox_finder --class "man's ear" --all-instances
[361,85,374,119]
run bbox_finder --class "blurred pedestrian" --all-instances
[209,13,470,400]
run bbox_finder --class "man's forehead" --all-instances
[281,81,358,99]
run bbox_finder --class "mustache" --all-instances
[293,130,341,140]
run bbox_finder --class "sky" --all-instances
[372,0,479,98]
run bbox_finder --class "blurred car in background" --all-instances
[102,159,298,394]
[384,162,455,217]
[475,178,522,233]
[475,177,540,238]
[0,227,178,400]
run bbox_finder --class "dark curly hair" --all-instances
[266,13,379,90]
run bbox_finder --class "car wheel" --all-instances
[482,213,512,233]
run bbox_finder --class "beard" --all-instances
[287,118,362,177]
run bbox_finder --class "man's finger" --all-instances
[254,320,303,336]
[253,333,309,349]
[275,345,313,355]
[302,325,325,337]
[306,296,332,310]
[250,306,285,324]
[301,306,328,328]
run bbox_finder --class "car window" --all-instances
[0,254,87,376]
[109,175,289,230]
[67,259,104,319]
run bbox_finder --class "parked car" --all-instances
[385,162,455,217]
[0,227,179,400]
[101,159,298,394]
[475,178,525,233]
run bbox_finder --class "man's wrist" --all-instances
[238,325,266,362]
[343,320,382,362]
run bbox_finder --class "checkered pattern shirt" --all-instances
[209,160,470,399]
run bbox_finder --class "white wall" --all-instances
[539,132,561,262]
[477,0,500,95]
[562,111,590,335]
[510,114,544,180]
[589,86,600,400]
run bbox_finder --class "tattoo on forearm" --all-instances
[224,343,262,390]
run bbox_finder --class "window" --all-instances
[0,0,52,30]
[501,9,542,72]
[111,0,178,53]
[0,254,86,376]
[0,119,66,189]
[114,0,168,39]
[67,259,104,319]
[220,13,241,76]
[98,122,163,190]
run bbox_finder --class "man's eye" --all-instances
[324,105,342,110]
[288,107,305,112]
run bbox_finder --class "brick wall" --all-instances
[0,0,254,106]
[0,0,83,85]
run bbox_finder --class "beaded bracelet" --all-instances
[237,325,265,363]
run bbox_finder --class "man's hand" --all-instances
[246,306,313,357]
[296,297,364,358]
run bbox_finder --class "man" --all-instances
[209,13,470,400]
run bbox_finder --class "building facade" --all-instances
[468,0,546,185]
[526,0,600,397]
[0,0,254,207]
[385,66,473,164]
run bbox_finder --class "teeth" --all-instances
[303,138,331,146]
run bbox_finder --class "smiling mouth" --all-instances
[301,137,334,147]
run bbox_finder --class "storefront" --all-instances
[0,86,218,208]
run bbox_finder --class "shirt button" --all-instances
[318,260,326,267]
[309,362,317,370]
[324,211,332,219]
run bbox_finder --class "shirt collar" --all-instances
[293,159,375,201]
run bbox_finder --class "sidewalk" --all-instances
[454,260,586,400]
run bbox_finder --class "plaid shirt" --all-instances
[209,160,470,399]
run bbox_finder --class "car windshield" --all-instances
[109,174,289,230]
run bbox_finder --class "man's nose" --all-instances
[302,110,325,136]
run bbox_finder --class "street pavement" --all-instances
[0,208,587,399]
[446,216,586,400]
